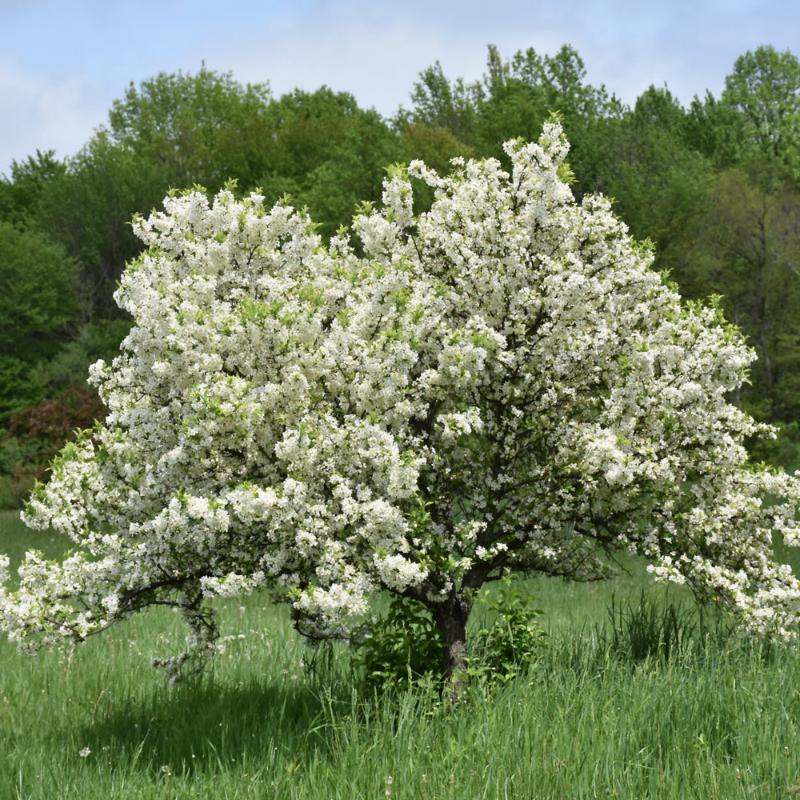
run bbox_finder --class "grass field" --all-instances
[1,510,800,799]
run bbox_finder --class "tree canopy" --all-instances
[0,223,78,417]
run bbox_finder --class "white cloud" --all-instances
[0,57,107,174]
[190,2,712,118]
[199,9,567,116]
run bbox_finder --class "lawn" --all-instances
[1,510,799,799]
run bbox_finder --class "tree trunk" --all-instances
[432,598,471,699]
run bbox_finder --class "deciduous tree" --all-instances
[2,124,799,685]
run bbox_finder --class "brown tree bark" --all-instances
[432,598,471,699]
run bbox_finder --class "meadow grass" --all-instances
[1,510,799,799]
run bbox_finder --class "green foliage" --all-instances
[722,45,800,177]
[0,435,27,509]
[748,421,800,471]
[467,579,546,685]
[0,358,45,421]
[353,597,444,692]
[580,87,713,264]
[674,165,800,421]
[402,60,478,142]
[402,44,619,173]
[27,320,131,396]
[108,67,273,193]
[0,150,67,224]
[0,222,77,355]
[36,133,166,319]
[0,223,79,417]
[354,582,546,692]
[255,88,403,237]
[686,91,753,168]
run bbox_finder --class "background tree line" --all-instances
[1,43,799,506]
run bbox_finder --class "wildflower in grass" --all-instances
[0,122,798,685]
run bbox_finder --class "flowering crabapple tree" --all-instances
[2,122,800,683]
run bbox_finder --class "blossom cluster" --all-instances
[1,122,799,674]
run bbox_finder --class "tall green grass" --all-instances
[1,510,799,799]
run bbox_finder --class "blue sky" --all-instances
[0,0,797,173]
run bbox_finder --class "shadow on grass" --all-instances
[72,677,347,776]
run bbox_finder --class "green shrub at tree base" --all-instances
[353,597,445,692]
[466,579,546,686]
